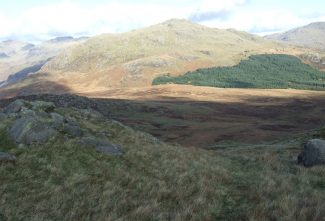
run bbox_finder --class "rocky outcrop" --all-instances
[0,99,125,156]
[6,101,61,144]
[2,99,26,114]
[298,139,325,167]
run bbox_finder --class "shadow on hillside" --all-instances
[1,92,324,148]
[0,58,53,89]
[3,63,46,86]
[0,81,72,99]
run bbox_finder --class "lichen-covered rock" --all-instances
[0,152,16,163]
[78,108,103,119]
[2,100,55,116]
[8,116,58,144]
[2,99,124,156]
[50,113,65,129]
[62,124,83,137]
[298,139,325,167]
[30,101,55,113]
[19,107,36,116]
[2,99,26,114]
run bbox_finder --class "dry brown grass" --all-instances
[75,85,325,147]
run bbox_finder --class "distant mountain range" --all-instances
[265,22,325,51]
[0,37,87,85]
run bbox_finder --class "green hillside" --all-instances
[153,54,325,90]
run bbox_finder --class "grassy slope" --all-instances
[0,107,324,220]
[153,54,325,90]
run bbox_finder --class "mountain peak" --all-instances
[158,19,203,28]
[162,18,194,25]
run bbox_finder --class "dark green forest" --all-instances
[152,54,325,90]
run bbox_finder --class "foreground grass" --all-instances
[0,109,324,220]
[153,54,325,90]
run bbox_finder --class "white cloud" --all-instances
[197,7,325,35]
[0,14,14,37]
[0,0,324,42]
[189,0,248,22]
[0,0,193,42]
[197,0,246,12]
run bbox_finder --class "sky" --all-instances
[0,0,324,42]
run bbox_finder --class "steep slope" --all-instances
[265,22,325,51]
[36,19,292,92]
[0,37,87,83]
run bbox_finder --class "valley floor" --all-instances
[77,85,325,147]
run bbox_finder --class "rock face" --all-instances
[0,152,16,164]
[298,139,325,167]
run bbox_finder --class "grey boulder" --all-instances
[8,116,58,144]
[77,137,124,155]
[298,139,325,167]
[2,99,26,114]
[0,152,16,163]
[62,124,83,137]
[50,113,65,129]
[96,145,124,155]
[77,136,109,147]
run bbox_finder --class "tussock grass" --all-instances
[0,109,324,220]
